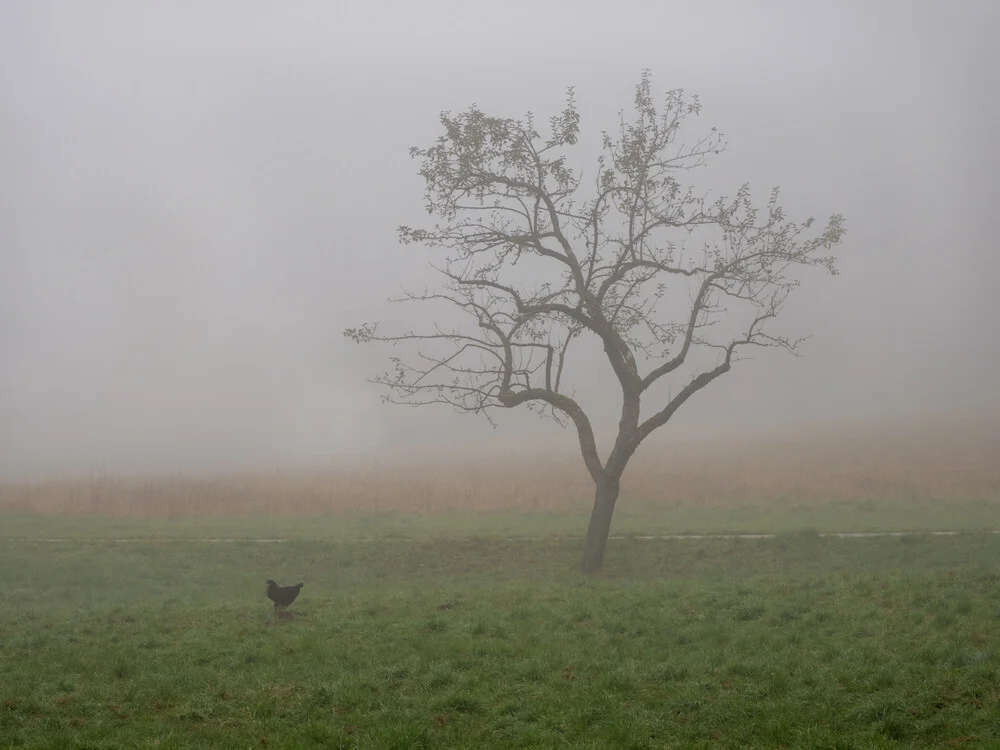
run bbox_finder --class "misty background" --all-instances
[2,1,998,481]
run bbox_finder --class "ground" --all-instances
[2,516,1000,749]
[2,415,998,747]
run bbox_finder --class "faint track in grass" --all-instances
[4,530,1000,543]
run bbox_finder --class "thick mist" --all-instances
[2,0,998,480]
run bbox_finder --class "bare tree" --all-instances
[345,71,846,574]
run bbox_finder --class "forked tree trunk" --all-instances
[579,474,621,575]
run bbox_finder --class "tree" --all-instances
[345,71,846,574]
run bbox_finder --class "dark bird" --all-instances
[265,579,303,610]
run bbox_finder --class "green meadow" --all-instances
[3,519,1000,749]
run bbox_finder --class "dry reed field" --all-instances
[2,411,997,520]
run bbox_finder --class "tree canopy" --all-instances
[346,71,846,572]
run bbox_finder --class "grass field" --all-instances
[2,493,1000,545]
[3,413,999,747]
[3,529,1000,748]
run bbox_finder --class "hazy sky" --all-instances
[2,0,997,479]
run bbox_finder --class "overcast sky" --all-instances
[1,0,997,480]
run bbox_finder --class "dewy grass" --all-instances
[2,532,1000,748]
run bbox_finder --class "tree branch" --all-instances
[346,71,846,499]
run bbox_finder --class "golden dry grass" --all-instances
[1,411,997,518]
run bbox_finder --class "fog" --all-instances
[2,0,998,481]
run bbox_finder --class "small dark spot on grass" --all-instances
[438,694,481,715]
[311,686,334,707]
[111,659,133,680]
[735,604,765,621]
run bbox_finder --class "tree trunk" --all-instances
[579,474,621,575]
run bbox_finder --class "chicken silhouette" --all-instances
[265,579,303,610]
